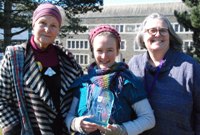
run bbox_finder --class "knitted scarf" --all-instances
[70,62,144,95]
[87,62,126,90]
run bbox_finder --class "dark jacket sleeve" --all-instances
[3,123,21,135]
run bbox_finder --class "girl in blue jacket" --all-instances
[66,25,155,135]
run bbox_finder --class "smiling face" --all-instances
[92,34,119,69]
[32,15,60,49]
[143,18,170,53]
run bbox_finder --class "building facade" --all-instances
[59,2,192,70]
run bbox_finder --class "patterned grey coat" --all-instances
[0,41,82,135]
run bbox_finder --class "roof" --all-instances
[78,2,188,18]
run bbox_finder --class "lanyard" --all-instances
[145,60,164,95]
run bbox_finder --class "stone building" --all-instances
[58,2,193,70]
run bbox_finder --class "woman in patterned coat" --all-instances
[0,3,82,135]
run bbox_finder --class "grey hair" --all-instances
[135,13,183,51]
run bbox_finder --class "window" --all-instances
[72,41,75,49]
[66,39,89,50]
[126,25,135,32]
[174,24,179,32]
[120,40,126,51]
[172,23,192,33]
[54,40,60,45]
[126,24,141,33]
[67,41,71,48]
[85,41,88,49]
[180,25,184,32]
[76,41,79,48]
[0,52,4,61]
[73,53,90,65]
[111,24,124,33]
[80,41,84,48]
[133,41,146,51]
[183,40,194,52]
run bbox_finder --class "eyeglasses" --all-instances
[145,28,168,36]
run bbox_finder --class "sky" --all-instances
[104,0,182,5]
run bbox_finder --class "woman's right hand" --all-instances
[71,115,98,134]
[80,116,99,134]
[97,124,128,135]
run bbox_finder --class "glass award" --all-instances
[85,89,114,126]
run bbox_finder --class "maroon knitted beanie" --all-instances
[89,25,121,45]
[32,3,62,27]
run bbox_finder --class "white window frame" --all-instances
[66,39,89,50]
[73,53,90,65]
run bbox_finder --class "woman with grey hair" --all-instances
[135,13,182,51]
[128,13,200,135]
[0,3,82,135]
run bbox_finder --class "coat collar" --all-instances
[144,49,180,73]
[22,41,80,112]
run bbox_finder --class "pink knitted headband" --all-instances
[32,3,62,27]
[89,25,121,45]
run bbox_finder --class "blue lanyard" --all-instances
[145,60,164,95]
